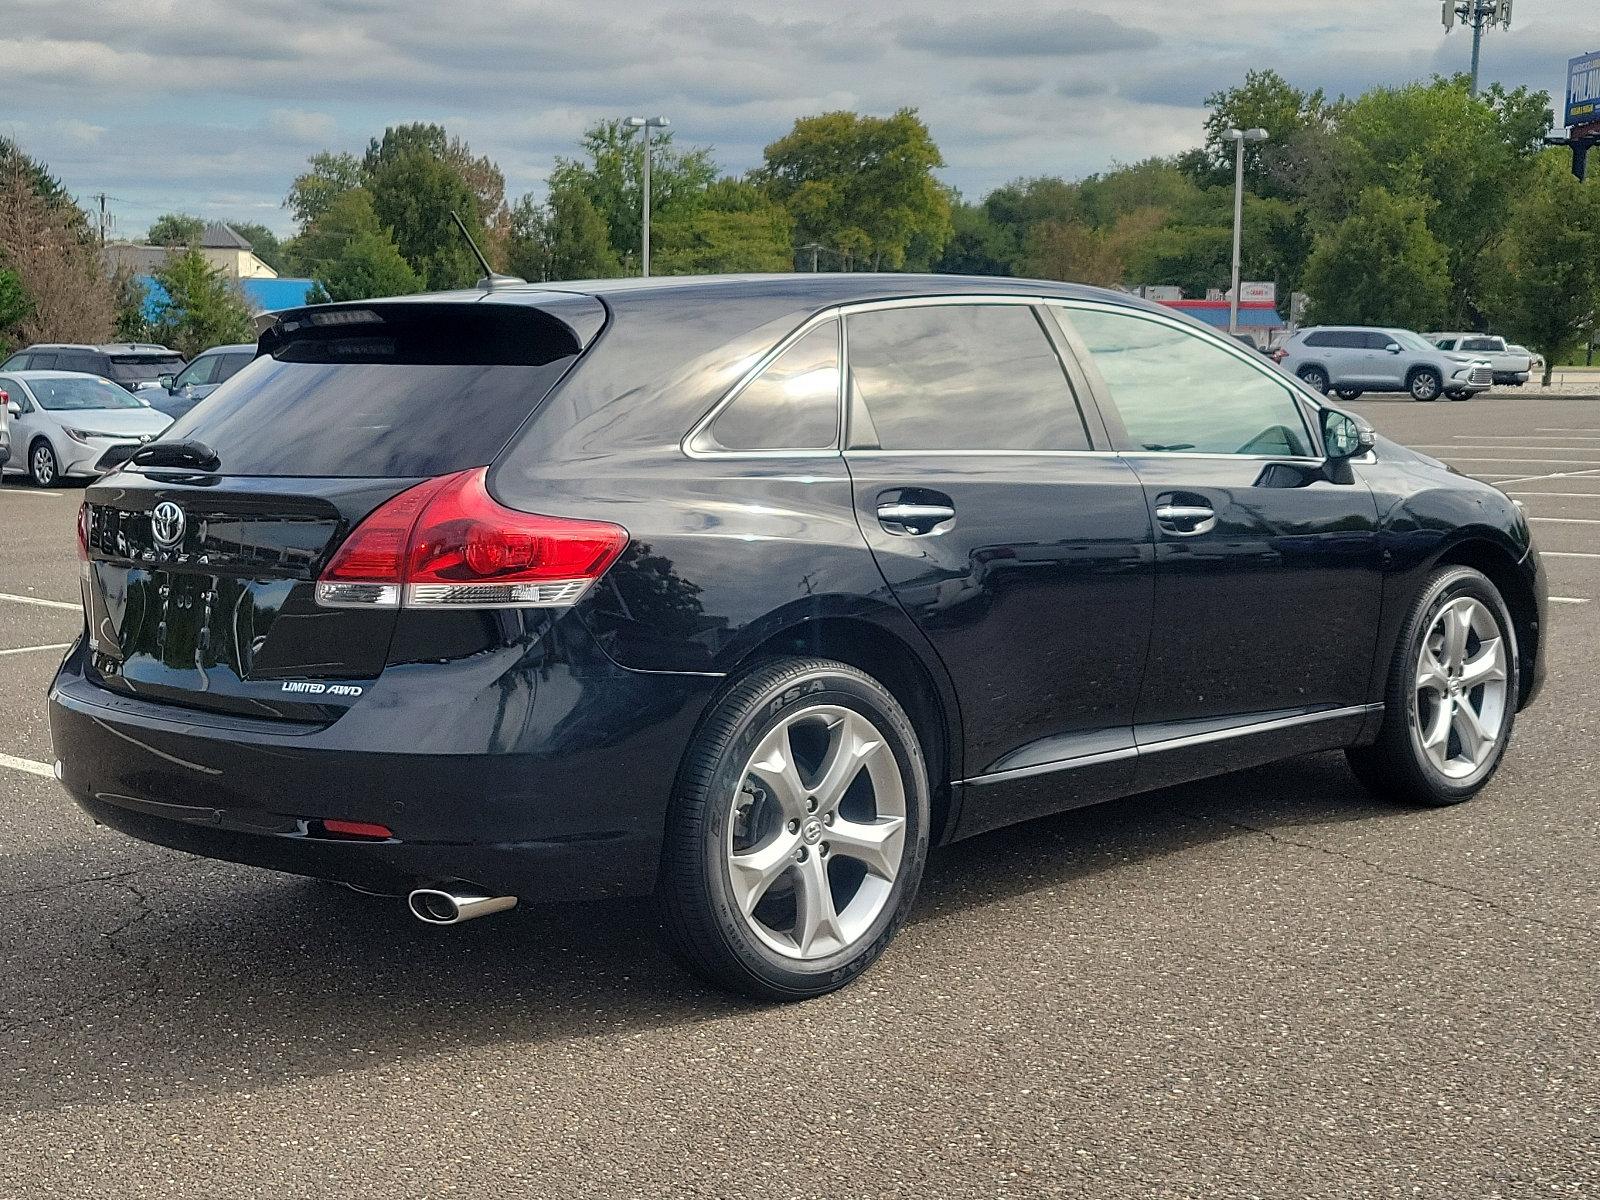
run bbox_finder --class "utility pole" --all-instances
[93,192,110,246]
[1443,0,1513,97]
[1223,128,1268,336]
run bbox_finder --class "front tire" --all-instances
[28,439,58,487]
[658,657,930,1000]
[1409,368,1443,402]
[1346,566,1518,807]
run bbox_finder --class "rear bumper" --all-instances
[48,618,720,901]
[1493,371,1530,386]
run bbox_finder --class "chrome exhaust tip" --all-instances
[406,886,518,925]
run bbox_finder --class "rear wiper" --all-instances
[130,439,220,471]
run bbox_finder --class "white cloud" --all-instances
[267,109,337,143]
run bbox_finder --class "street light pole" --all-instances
[1225,128,1269,336]
[624,115,670,277]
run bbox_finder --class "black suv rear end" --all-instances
[50,293,719,903]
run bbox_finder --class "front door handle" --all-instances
[877,501,955,535]
[1154,498,1216,536]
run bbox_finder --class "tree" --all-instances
[0,155,116,347]
[545,185,623,280]
[146,212,205,245]
[0,269,31,355]
[761,108,952,270]
[1196,70,1327,192]
[653,180,794,275]
[1487,153,1600,384]
[365,150,485,289]
[286,151,362,227]
[548,120,717,266]
[1301,187,1450,330]
[281,188,421,299]
[933,200,1015,275]
[148,248,254,356]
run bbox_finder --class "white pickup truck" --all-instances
[1428,334,1532,386]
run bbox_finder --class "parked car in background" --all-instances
[0,371,172,486]
[0,343,186,395]
[144,343,256,419]
[1276,327,1493,401]
[1428,334,1531,386]
[50,277,1546,1000]
[1507,344,1545,379]
[0,381,10,469]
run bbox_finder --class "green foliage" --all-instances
[548,121,717,266]
[1301,188,1451,329]
[0,149,116,345]
[149,247,254,357]
[761,108,951,270]
[282,188,421,300]
[146,212,205,245]
[505,187,624,282]
[1196,69,1326,191]
[0,269,32,351]
[366,150,485,290]
[654,181,794,275]
[934,201,1015,276]
[1486,154,1600,384]
[111,269,152,342]
[286,152,362,227]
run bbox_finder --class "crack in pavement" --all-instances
[1183,809,1599,942]
[0,860,187,901]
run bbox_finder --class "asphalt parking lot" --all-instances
[0,394,1595,1199]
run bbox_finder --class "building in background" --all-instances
[103,222,318,321]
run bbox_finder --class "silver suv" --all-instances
[1275,327,1492,402]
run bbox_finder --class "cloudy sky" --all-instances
[0,0,1592,242]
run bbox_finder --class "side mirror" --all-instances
[157,374,175,391]
[1385,343,1402,354]
[1322,408,1375,460]
[5,402,19,420]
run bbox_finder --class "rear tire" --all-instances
[1408,368,1443,402]
[1335,388,1363,401]
[1346,566,1518,807]
[1297,366,1329,394]
[657,657,930,1000]
[1448,389,1472,402]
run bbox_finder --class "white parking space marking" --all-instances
[1505,491,1600,498]
[1485,468,1600,486]
[1439,457,1600,465]
[0,751,53,779]
[1550,597,1592,605]
[0,643,69,657]
[1414,444,1600,453]
[0,591,78,611]
[1536,428,1600,433]
[0,488,63,498]
[1542,551,1600,559]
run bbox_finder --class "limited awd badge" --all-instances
[151,501,185,551]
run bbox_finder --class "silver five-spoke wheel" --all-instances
[1412,596,1508,780]
[727,704,906,960]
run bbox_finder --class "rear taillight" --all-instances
[316,468,628,610]
[1271,348,1288,363]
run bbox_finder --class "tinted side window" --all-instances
[1066,308,1314,458]
[29,353,57,369]
[175,355,221,387]
[1361,332,1392,350]
[708,321,840,451]
[216,353,254,382]
[57,351,101,373]
[1302,331,1335,348]
[846,304,1089,452]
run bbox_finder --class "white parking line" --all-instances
[0,751,53,779]
[1542,551,1600,559]
[1455,434,1600,440]
[1529,516,1600,524]
[1536,428,1600,434]
[1504,491,1600,498]
[1487,468,1600,486]
[1442,457,1600,465]
[1551,597,1592,605]
[0,489,63,498]
[1415,444,1600,452]
[0,591,78,611]
[0,643,69,657]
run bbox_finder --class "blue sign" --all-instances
[1569,51,1600,129]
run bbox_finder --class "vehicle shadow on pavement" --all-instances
[0,751,1394,1116]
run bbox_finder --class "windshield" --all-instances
[107,355,184,385]
[1392,330,1438,353]
[31,377,149,411]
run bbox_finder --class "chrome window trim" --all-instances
[682,293,1078,461]
[843,448,1122,460]
[1042,298,1327,460]
[962,703,1381,787]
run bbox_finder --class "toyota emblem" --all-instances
[151,501,185,551]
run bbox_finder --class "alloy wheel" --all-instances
[1411,371,1441,401]
[725,703,907,960]
[30,443,56,487]
[1412,596,1508,780]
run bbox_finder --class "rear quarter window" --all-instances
[158,304,585,478]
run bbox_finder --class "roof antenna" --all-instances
[451,210,524,290]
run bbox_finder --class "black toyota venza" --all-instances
[50,275,1547,999]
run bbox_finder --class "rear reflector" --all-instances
[321,819,393,839]
[317,468,628,610]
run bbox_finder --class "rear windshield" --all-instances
[157,305,584,477]
[31,377,148,410]
[108,355,185,385]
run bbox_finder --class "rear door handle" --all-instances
[1154,499,1216,536]
[877,501,955,535]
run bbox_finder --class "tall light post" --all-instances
[1224,127,1269,336]
[624,115,670,277]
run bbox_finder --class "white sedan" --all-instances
[0,370,172,487]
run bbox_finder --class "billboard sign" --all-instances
[1569,51,1600,129]
[1239,281,1276,304]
